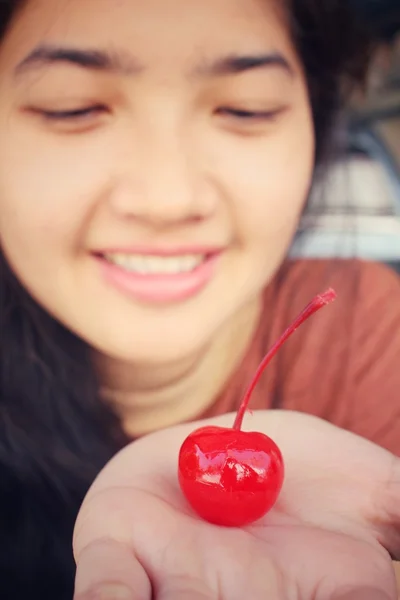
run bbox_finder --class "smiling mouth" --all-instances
[101,253,209,276]
[95,250,220,304]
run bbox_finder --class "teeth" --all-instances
[104,253,205,275]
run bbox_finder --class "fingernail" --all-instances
[76,583,134,600]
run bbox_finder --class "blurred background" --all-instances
[290,0,400,274]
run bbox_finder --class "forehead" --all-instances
[1,0,298,74]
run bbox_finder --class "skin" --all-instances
[73,411,400,599]
[0,0,313,434]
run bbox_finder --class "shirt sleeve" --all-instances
[344,261,400,455]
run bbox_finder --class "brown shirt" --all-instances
[204,259,400,455]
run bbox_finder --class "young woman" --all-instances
[0,0,399,598]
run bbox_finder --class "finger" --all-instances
[377,456,400,560]
[330,587,393,600]
[156,577,213,600]
[74,539,151,600]
[158,593,212,600]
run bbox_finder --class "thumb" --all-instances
[73,539,151,600]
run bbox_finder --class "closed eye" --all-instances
[216,107,284,120]
[33,105,107,121]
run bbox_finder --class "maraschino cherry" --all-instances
[178,288,337,527]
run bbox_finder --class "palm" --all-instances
[73,411,400,599]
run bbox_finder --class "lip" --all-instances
[94,248,222,304]
[94,245,221,257]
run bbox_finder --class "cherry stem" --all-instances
[233,288,337,431]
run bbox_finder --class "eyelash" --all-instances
[33,105,283,134]
[39,106,280,120]
[39,105,105,121]
[217,107,282,121]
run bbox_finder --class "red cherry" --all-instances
[179,426,284,526]
[178,288,337,527]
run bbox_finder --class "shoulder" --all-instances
[267,259,400,340]
[263,259,400,454]
[271,258,400,310]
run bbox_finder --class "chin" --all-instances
[91,327,212,367]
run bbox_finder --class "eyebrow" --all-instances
[195,52,294,78]
[14,44,293,80]
[14,44,142,77]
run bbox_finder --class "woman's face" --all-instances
[0,0,314,364]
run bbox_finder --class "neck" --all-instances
[97,299,262,437]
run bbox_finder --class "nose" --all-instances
[108,131,216,227]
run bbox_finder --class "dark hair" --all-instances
[288,1,373,164]
[0,1,373,597]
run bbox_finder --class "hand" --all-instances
[73,411,400,599]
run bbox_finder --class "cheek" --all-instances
[217,112,314,247]
[0,126,110,263]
